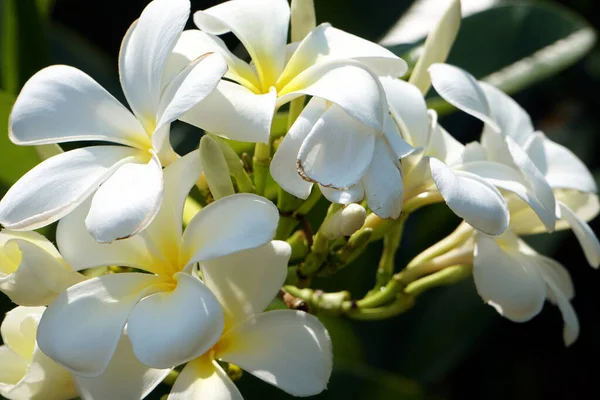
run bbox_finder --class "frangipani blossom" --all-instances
[0,306,77,400]
[429,63,600,266]
[0,230,85,306]
[271,96,415,219]
[169,0,407,144]
[37,150,281,379]
[168,242,332,399]
[472,231,579,346]
[0,0,227,243]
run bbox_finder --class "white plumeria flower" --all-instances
[0,306,77,400]
[0,230,85,306]
[167,0,407,151]
[0,0,227,243]
[36,150,281,379]
[167,243,331,399]
[429,63,558,231]
[472,231,579,346]
[271,96,415,219]
[429,63,600,265]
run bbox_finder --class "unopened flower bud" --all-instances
[199,135,235,200]
[320,204,367,239]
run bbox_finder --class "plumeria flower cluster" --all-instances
[0,0,598,398]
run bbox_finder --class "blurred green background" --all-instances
[1,0,599,399]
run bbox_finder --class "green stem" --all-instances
[406,221,473,269]
[275,215,299,241]
[296,185,322,215]
[252,142,271,196]
[373,218,405,291]
[346,295,415,321]
[287,96,306,128]
[404,264,473,296]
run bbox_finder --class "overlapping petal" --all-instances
[278,60,386,131]
[168,356,242,400]
[280,23,407,83]
[320,184,365,205]
[127,273,223,368]
[473,234,546,322]
[271,98,326,199]
[9,65,148,149]
[85,152,164,243]
[428,63,499,131]
[182,194,279,265]
[181,81,276,143]
[559,202,600,268]
[0,146,140,231]
[298,105,375,189]
[218,310,332,397]
[380,77,430,148]
[0,237,84,306]
[201,241,291,326]
[362,137,404,219]
[430,158,509,235]
[119,0,190,128]
[38,273,165,377]
[74,334,171,400]
[193,0,290,90]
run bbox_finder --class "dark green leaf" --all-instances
[0,90,41,187]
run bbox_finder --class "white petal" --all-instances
[0,238,84,306]
[9,65,148,148]
[193,0,290,89]
[156,53,227,131]
[504,136,557,228]
[182,194,279,265]
[218,310,332,397]
[534,256,574,302]
[559,202,600,268]
[165,30,260,90]
[380,77,429,148]
[525,134,597,193]
[426,119,465,166]
[56,200,161,274]
[168,356,242,400]
[409,0,461,94]
[428,63,499,131]
[457,161,556,231]
[15,346,78,400]
[478,81,534,145]
[278,60,386,131]
[298,105,375,189]
[37,273,164,377]
[119,0,190,127]
[270,98,326,199]
[280,23,407,83]
[1,306,45,360]
[142,150,203,268]
[473,234,546,322]
[320,184,365,205]
[362,137,404,219]
[85,152,164,243]
[201,241,291,327]
[382,113,417,161]
[75,334,171,400]
[0,146,140,231]
[430,158,509,235]
[0,345,28,390]
[128,273,223,369]
[180,81,276,144]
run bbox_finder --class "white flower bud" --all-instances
[320,204,367,239]
[199,135,235,200]
[291,0,316,42]
[0,306,77,400]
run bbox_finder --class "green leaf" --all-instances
[0,90,41,187]
[426,2,596,114]
[0,0,49,94]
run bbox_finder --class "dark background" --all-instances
[1,0,600,399]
